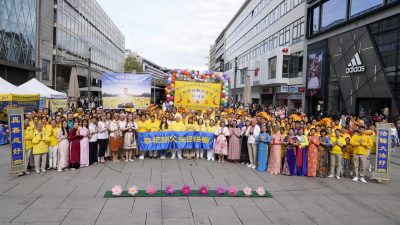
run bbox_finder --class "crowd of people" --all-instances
[19,105,400,184]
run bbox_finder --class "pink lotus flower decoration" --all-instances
[227,185,238,196]
[111,185,122,196]
[164,185,175,195]
[181,185,191,196]
[216,186,226,196]
[146,185,157,196]
[243,187,252,196]
[198,185,209,196]
[256,187,266,196]
[128,185,138,196]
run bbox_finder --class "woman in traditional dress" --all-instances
[267,125,283,174]
[105,112,112,160]
[307,128,320,177]
[317,129,330,177]
[297,128,309,176]
[256,125,270,172]
[88,117,98,165]
[57,121,69,171]
[282,128,299,176]
[214,121,230,163]
[228,120,241,162]
[79,119,90,167]
[109,113,122,162]
[122,114,137,162]
[69,122,81,170]
[240,120,250,165]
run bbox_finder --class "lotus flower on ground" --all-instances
[256,187,266,196]
[198,185,209,196]
[164,185,175,195]
[243,187,252,196]
[181,185,191,196]
[227,185,238,196]
[111,185,122,196]
[216,186,226,196]
[128,185,138,196]
[146,185,157,196]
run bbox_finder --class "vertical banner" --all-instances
[375,123,391,180]
[101,73,152,109]
[8,108,25,174]
[174,81,221,110]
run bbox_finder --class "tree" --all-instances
[124,55,143,73]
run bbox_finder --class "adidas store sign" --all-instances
[346,53,365,74]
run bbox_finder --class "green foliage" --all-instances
[124,55,143,73]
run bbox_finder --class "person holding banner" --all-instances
[47,119,60,170]
[148,115,160,159]
[350,126,373,183]
[196,118,207,159]
[184,116,197,159]
[169,115,186,160]
[137,114,150,160]
[32,122,50,173]
[57,121,69,171]
[22,118,34,175]
[159,116,169,159]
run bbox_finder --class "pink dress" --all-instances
[228,127,241,160]
[214,127,230,155]
[267,132,283,174]
[79,127,90,167]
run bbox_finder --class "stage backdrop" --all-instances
[174,81,221,110]
[101,73,152,109]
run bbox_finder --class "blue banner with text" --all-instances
[138,131,215,151]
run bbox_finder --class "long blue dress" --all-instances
[256,133,271,172]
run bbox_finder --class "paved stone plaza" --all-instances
[0,146,399,225]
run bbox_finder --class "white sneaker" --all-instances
[171,155,176,159]
[352,177,359,182]
[160,156,166,160]
[129,159,134,162]
[41,169,46,173]
[24,171,30,175]
[36,170,40,174]
[336,175,340,180]
[207,158,210,161]
[178,155,183,160]
[328,174,334,178]
[247,164,253,168]
[125,159,128,162]
[139,155,144,160]
[360,177,367,183]
[251,165,256,169]
[211,158,215,161]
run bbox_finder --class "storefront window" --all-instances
[269,57,276,79]
[312,6,320,34]
[321,0,347,31]
[350,0,383,18]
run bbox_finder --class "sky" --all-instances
[97,0,244,71]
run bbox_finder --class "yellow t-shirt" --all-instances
[185,123,197,131]
[169,121,187,131]
[343,144,353,159]
[148,121,160,132]
[370,134,377,154]
[206,125,217,134]
[46,126,60,146]
[330,136,346,155]
[137,120,149,133]
[350,134,373,155]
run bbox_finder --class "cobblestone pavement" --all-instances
[0,146,399,225]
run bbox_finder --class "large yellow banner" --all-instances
[174,81,221,110]
[50,99,68,113]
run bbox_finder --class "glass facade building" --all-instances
[54,0,125,93]
[305,0,400,119]
[0,0,37,84]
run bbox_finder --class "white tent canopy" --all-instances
[19,78,67,99]
[0,77,35,95]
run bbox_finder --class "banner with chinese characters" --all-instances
[7,108,25,173]
[375,123,391,180]
[174,81,221,110]
[101,73,152,109]
[50,99,68,113]
[138,131,215,151]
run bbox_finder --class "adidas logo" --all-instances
[345,52,365,74]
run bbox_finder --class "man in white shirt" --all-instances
[246,119,260,169]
